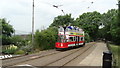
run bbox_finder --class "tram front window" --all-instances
[58,27,64,32]
[58,35,66,43]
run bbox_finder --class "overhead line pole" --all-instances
[118,0,120,15]
[32,0,34,46]
[118,0,120,10]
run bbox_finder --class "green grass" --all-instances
[109,44,120,68]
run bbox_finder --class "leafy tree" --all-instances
[76,11,102,40]
[84,33,91,42]
[100,9,117,41]
[50,14,74,27]
[110,9,120,44]
[0,18,14,45]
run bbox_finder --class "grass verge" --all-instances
[109,44,120,68]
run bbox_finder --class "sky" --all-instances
[0,0,118,35]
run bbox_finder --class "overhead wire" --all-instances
[35,0,65,15]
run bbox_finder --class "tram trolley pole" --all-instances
[102,51,112,68]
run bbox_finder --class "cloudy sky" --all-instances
[0,0,118,34]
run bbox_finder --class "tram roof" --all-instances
[58,26,83,32]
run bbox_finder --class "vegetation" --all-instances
[1,18,31,54]
[49,9,119,44]
[50,14,74,27]
[2,45,18,54]
[101,9,119,44]
[11,35,30,47]
[34,27,58,50]
[14,50,25,55]
[75,11,101,40]
[0,18,14,45]
[33,9,119,51]
[108,44,120,68]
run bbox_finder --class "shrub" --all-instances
[2,45,18,54]
[34,27,58,50]
[14,50,25,55]
[85,33,91,43]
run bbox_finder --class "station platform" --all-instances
[78,42,109,67]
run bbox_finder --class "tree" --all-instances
[0,18,14,45]
[75,11,102,40]
[50,14,75,27]
[110,9,120,44]
[100,9,117,41]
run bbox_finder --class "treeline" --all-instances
[50,9,119,44]
[34,9,119,50]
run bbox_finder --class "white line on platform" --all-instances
[15,64,37,68]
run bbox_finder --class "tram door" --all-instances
[75,36,79,46]
[77,36,79,46]
[76,36,79,46]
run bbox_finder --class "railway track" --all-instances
[60,43,96,67]
[2,49,60,60]
[2,49,60,66]
[44,42,96,68]
[3,42,96,68]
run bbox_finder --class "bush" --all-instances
[2,45,18,54]
[20,45,33,52]
[85,33,91,43]
[11,36,29,46]
[14,50,25,55]
[34,27,58,50]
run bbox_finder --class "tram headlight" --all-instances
[61,44,63,46]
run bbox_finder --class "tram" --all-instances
[55,26,85,49]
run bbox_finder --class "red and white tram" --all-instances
[55,26,85,49]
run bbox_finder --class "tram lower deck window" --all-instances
[81,37,84,41]
[69,37,73,41]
